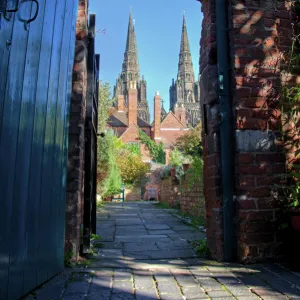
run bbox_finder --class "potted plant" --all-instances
[169,147,183,178]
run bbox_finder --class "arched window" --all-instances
[129,73,132,81]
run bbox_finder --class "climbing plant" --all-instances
[138,129,166,164]
[276,1,300,209]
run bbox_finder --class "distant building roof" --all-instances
[107,109,151,128]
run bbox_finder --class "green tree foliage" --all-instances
[97,132,122,197]
[98,81,114,134]
[175,123,203,157]
[116,148,150,184]
[138,129,166,164]
[169,147,184,167]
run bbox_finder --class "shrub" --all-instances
[169,147,184,168]
[175,123,202,157]
[116,149,150,184]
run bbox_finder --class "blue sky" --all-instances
[89,0,203,121]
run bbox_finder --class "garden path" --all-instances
[25,202,300,300]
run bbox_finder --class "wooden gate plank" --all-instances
[51,0,77,275]
[0,8,15,300]
[0,4,33,299]
[16,0,48,295]
[27,0,57,288]
[38,0,67,283]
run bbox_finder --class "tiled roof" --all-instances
[107,110,151,128]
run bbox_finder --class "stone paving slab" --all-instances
[25,202,300,300]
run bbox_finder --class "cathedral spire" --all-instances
[123,11,140,79]
[180,15,191,53]
[178,15,194,82]
[114,11,150,124]
[169,14,201,127]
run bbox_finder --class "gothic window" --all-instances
[187,74,190,81]
[129,73,132,81]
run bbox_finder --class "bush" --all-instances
[116,149,150,184]
[169,147,184,168]
[175,123,202,157]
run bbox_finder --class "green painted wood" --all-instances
[0,0,78,298]
[0,7,14,300]
[1,4,33,299]
[38,0,66,283]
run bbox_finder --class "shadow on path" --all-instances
[23,202,300,300]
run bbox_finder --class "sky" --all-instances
[89,0,203,121]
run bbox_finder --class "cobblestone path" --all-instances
[25,202,300,300]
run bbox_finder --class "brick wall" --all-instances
[65,0,88,261]
[199,0,294,262]
[160,177,205,218]
[180,176,205,219]
[231,0,293,263]
[200,0,223,261]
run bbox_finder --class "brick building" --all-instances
[108,85,190,162]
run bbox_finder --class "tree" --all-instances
[98,81,114,134]
[175,123,203,158]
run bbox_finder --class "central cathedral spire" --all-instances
[178,15,195,83]
[123,11,140,79]
[114,11,150,124]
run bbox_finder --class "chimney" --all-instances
[175,104,186,126]
[117,95,124,112]
[154,91,161,141]
[128,81,138,126]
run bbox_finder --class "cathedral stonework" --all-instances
[169,16,201,127]
[114,12,150,124]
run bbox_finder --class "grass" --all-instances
[192,239,210,257]
[96,199,105,209]
[155,202,172,209]
[175,211,206,228]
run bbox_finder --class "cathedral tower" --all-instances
[169,15,201,127]
[114,12,150,123]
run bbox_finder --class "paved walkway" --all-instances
[25,202,300,300]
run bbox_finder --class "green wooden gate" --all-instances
[0,1,77,298]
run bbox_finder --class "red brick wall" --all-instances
[181,176,205,219]
[128,88,138,126]
[200,0,223,261]
[160,178,180,207]
[154,93,161,140]
[65,0,88,261]
[200,0,294,262]
[160,177,205,218]
[231,0,293,263]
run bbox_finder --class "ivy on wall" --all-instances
[138,129,166,164]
